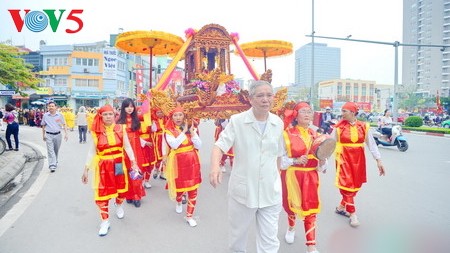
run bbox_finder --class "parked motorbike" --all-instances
[373,124,408,152]
[319,119,338,135]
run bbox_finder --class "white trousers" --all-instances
[228,197,281,253]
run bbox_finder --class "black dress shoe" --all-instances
[134,200,141,208]
[14,148,19,151]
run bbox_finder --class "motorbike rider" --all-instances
[321,106,335,134]
[380,109,393,140]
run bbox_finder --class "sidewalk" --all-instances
[0,143,36,191]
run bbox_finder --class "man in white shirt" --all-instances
[210,80,284,253]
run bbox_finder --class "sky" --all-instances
[0,0,403,86]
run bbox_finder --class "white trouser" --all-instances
[228,197,281,253]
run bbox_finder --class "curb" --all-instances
[403,130,450,138]
[0,143,36,191]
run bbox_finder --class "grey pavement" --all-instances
[0,143,32,191]
[0,133,45,197]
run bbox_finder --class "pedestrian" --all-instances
[137,107,156,189]
[164,107,202,227]
[76,106,88,143]
[81,104,140,236]
[41,101,68,172]
[333,102,386,227]
[0,107,5,131]
[209,80,285,253]
[214,119,234,173]
[116,98,146,207]
[280,102,326,253]
[151,107,167,180]
[3,103,20,151]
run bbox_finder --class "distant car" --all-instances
[442,119,450,128]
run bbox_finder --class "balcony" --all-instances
[40,66,71,76]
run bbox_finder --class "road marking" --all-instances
[0,142,49,237]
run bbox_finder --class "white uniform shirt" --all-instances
[215,109,284,208]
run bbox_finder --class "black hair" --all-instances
[384,109,389,116]
[117,98,140,131]
[5,103,15,112]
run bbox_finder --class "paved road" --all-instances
[0,122,449,253]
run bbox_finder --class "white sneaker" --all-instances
[285,229,295,244]
[98,220,110,236]
[143,181,152,189]
[349,214,360,227]
[175,202,182,214]
[221,166,226,173]
[186,217,197,227]
[115,204,124,219]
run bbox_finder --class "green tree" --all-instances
[0,43,40,94]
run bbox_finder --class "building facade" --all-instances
[402,0,450,97]
[294,42,341,87]
[317,79,393,112]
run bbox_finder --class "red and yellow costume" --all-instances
[139,116,156,182]
[334,117,370,214]
[123,115,146,201]
[280,102,321,247]
[151,108,166,172]
[89,105,128,220]
[214,119,234,167]
[164,108,202,218]
[281,126,320,246]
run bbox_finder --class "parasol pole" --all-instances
[230,33,260,80]
[154,28,196,90]
[263,50,267,72]
[149,47,153,89]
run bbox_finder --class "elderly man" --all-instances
[210,80,285,253]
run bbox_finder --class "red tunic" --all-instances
[91,124,128,201]
[123,116,146,200]
[334,120,369,192]
[281,126,320,217]
[165,127,202,193]
[140,121,156,170]
[214,120,234,156]
[152,118,166,163]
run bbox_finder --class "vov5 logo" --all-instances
[8,9,84,33]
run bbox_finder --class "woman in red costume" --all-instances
[137,106,156,189]
[164,107,202,227]
[116,98,146,208]
[280,102,326,253]
[214,119,234,173]
[333,102,385,227]
[151,107,167,180]
[81,104,139,236]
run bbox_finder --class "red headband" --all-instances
[92,104,114,133]
[342,102,358,113]
[283,102,311,129]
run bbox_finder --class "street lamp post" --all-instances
[310,0,315,108]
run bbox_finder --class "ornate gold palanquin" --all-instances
[146,24,288,121]
[184,24,233,82]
